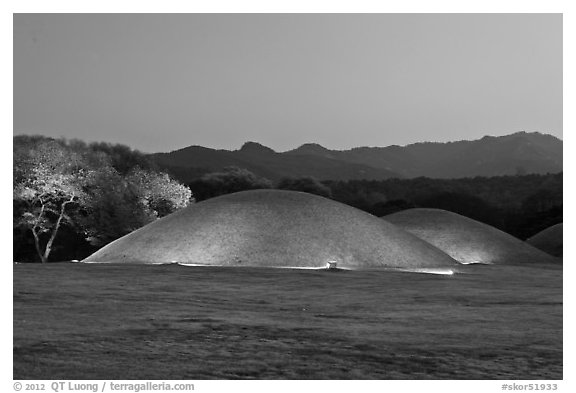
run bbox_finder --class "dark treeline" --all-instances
[186,167,562,240]
[324,175,562,239]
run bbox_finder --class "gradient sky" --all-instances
[13,13,562,153]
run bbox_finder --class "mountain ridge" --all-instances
[151,131,562,182]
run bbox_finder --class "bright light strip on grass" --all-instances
[84,261,455,276]
[174,263,336,269]
[274,266,353,270]
[458,260,494,265]
[174,263,359,270]
[174,264,454,274]
[397,268,456,275]
[84,261,456,274]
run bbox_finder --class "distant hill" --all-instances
[151,131,562,182]
[285,132,562,178]
[152,142,399,182]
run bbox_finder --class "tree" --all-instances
[276,176,333,198]
[126,168,193,218]
[13,139,88,263]
[14,136,195,261]
[188,167,272,201]
[521,189,562,213]
[415,191,504,229]
[88,141,156,174]
[81,167,193,246]
[370,199,415,217]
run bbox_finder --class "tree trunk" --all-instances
[31,228,47,263]
[32,203,47,263]
[42,196,74,263]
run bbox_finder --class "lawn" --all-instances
[13,262,562,379]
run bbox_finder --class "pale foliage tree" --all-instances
[14,136,194,261]
[13,140,88,263]
[82,167,193,246]
[127,168,193,218]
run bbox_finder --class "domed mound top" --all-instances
[84,190,457,269]
[527,224,563,258]
[384,208,557,265]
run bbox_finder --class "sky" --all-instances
[13,13,562,153]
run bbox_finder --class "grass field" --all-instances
[13,262,562,379]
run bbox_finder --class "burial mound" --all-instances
[527,224,563,258]
[84,190,457,269]
[384,208,557,265]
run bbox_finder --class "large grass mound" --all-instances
[384,208,557,265]
[527,224,563,258]
[84,190,457,269]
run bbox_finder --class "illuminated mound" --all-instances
[84,190,457,269]
[384,208,557,265]
[527,224,562,257]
